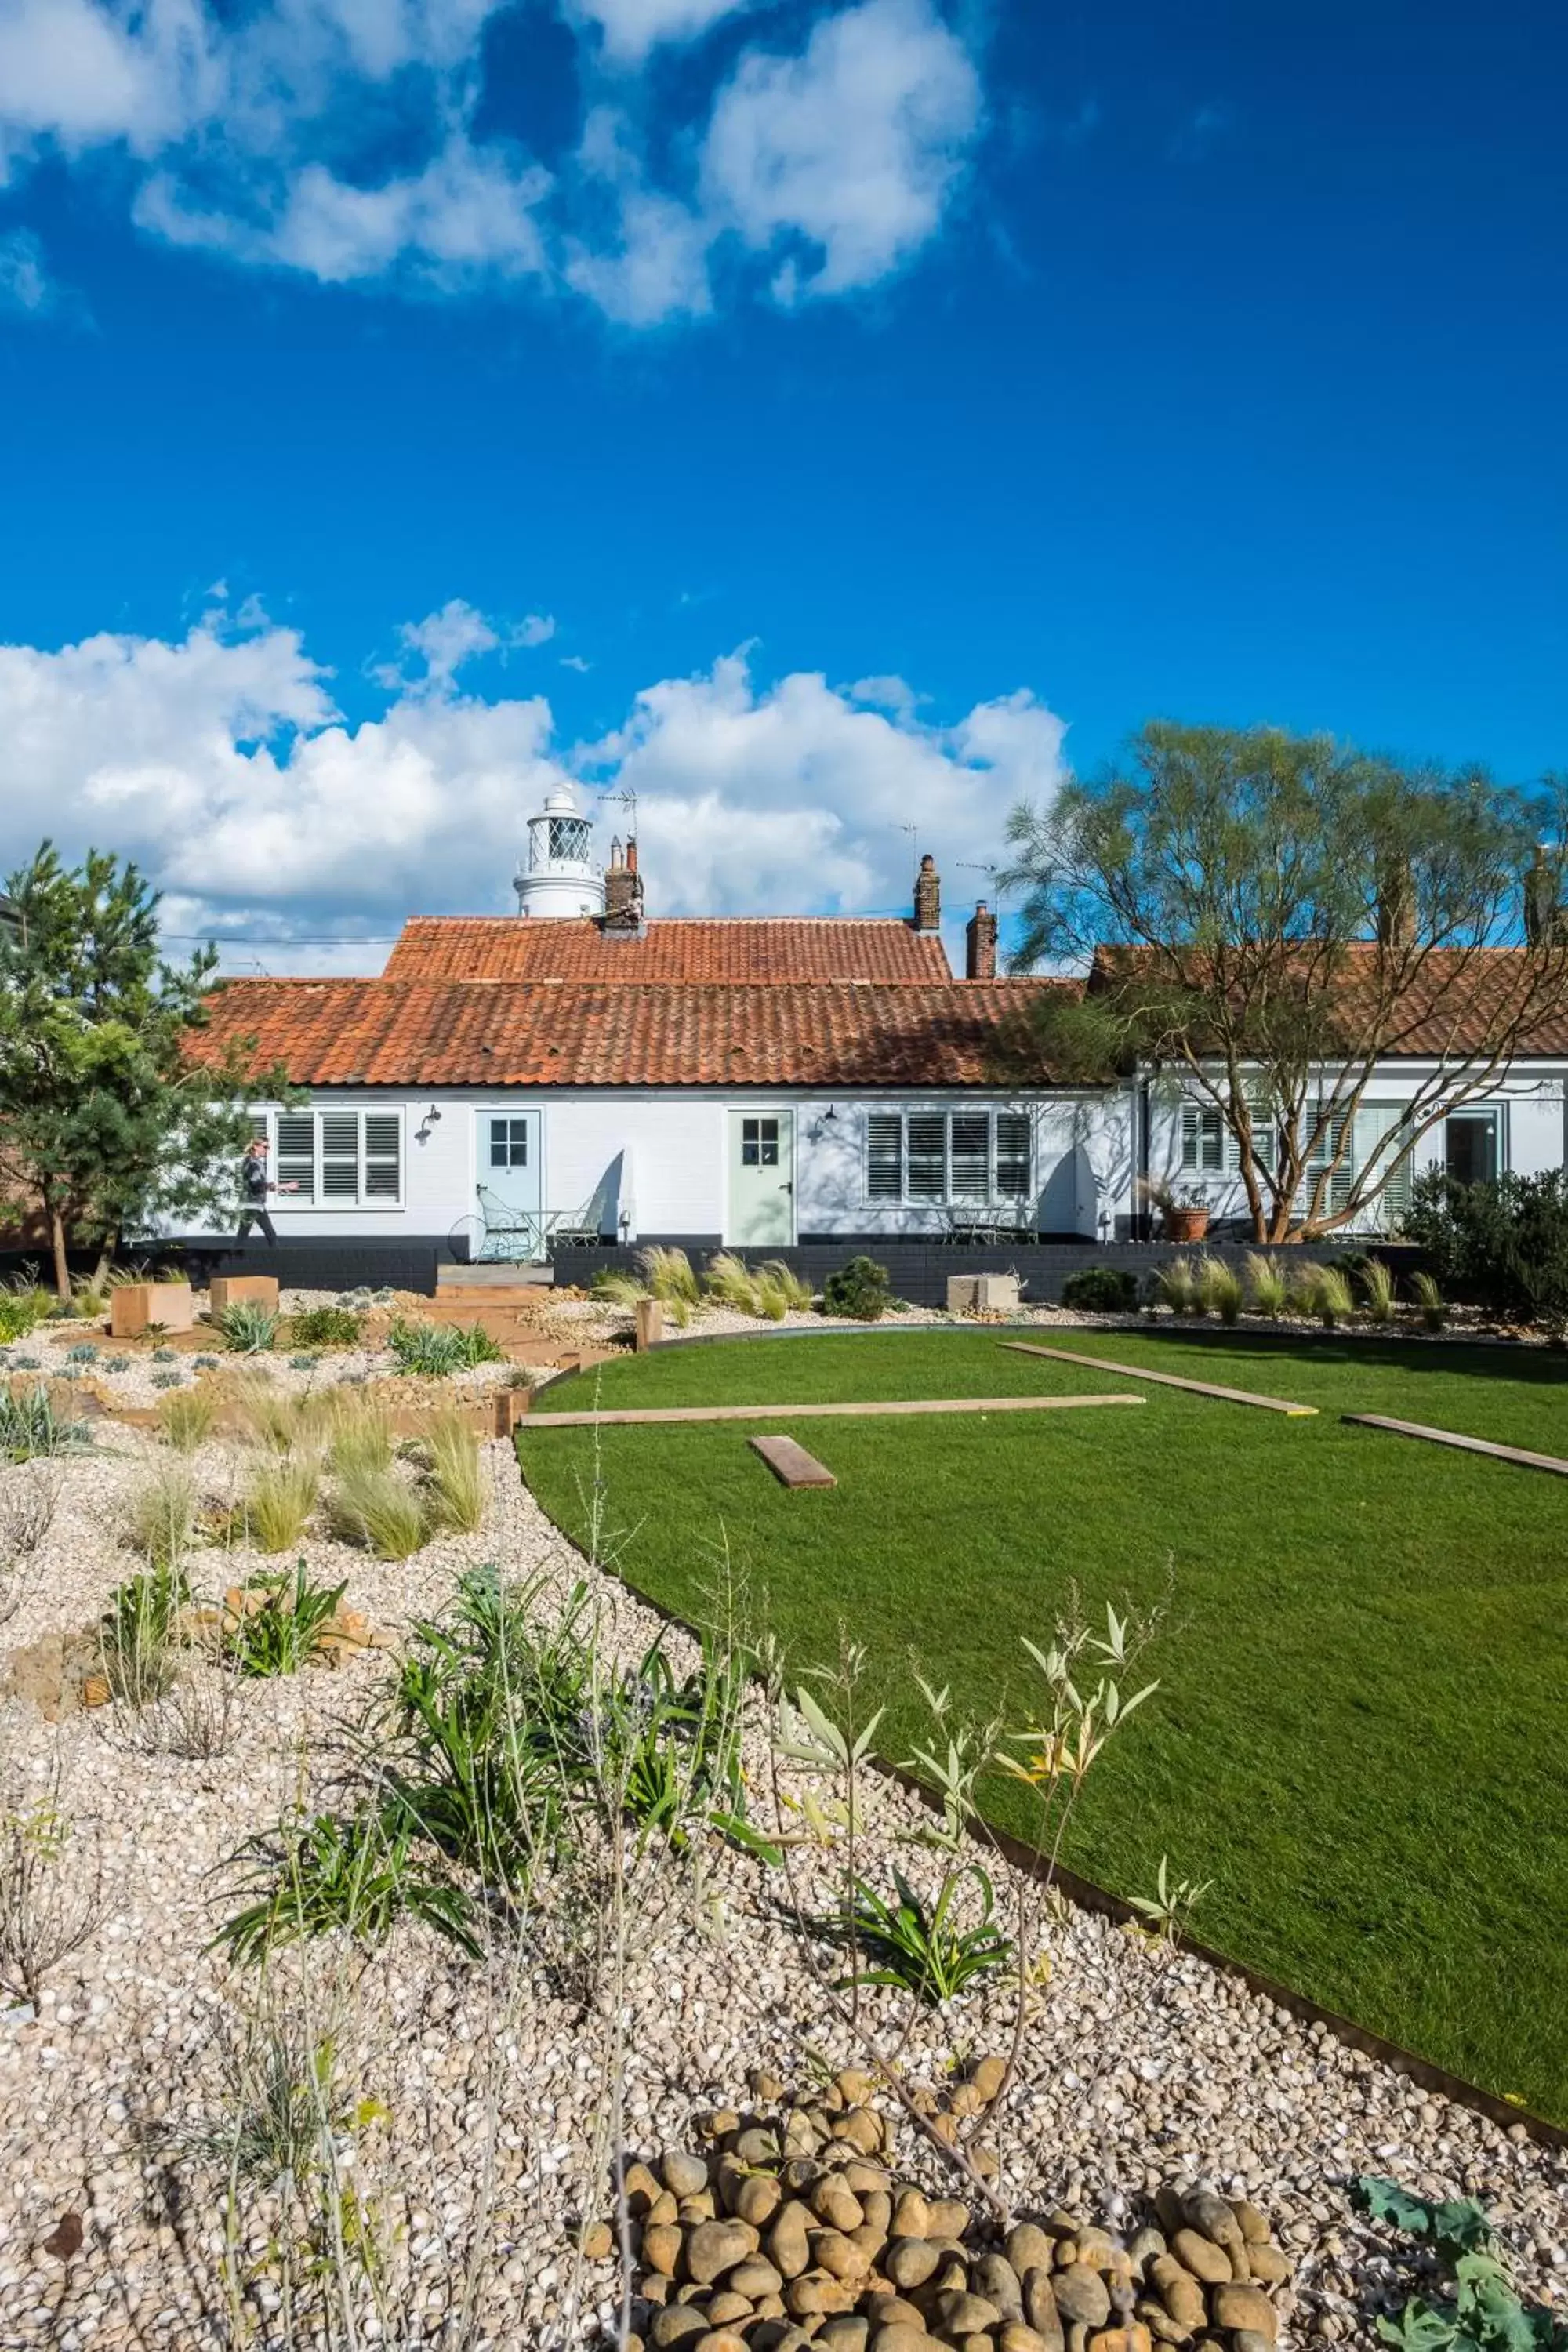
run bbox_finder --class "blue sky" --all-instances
[0,0,1563,971]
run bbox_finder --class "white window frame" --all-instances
[1181,1093,1276,1176]
[862,1107,1033,1208]
[249,1105,404,1212]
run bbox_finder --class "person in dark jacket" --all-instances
[236,1136,284,1244]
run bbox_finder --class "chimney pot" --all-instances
[913,852,941,934]
[626,837,638,874]
[965,898,998,981]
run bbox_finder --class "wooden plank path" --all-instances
[1000,1341,1318,1416]
[750,1435,837,1488]
[521,1392,1145,1428]
[1344,1413,1568,1479]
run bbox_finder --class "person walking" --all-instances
[236,1135,285,1245]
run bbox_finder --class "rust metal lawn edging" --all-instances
[508,1423,1568,2154]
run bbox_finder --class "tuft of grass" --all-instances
[0,1465,60,1628]
[640,1245,700,1323]
[328,1465,427,1559]
[703,1250,759,1311]
[1297,1262,1355,1328]
[326,1395,394,1479]
[1358,1257,1398,1326]
[230,1456,321,1554]
[214,1809,477,1965]
[590,1268,648,1310]
[1197,1256,1244,1326]
[1156,1254,1199,1316]
[126,1465,196,1570]
[419,1410,486,1534]
[1244,1251,1291,1317]
[1410,1269,1449,1331]
[102,1563,189,1706]
[156,1385,217,1452]
[757,1258,814,1313]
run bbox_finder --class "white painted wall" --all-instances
[1144,1066,1568,1233]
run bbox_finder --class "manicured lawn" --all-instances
[517,1327,1568,2122]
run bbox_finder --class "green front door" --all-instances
[728,1111,794,1245]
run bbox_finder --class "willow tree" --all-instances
[0,844,281,1295]
[1002,724,1568,1241]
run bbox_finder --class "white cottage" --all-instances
[187,784,1568,1291]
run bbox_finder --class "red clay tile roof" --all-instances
[195,978,1076,1088]
[1087,943,1568,1057]
[383,916,954,984]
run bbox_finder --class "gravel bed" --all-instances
[1,1393,1563,2349]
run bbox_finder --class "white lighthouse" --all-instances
[514,784,604,920]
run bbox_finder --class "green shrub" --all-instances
[1405,1167,1568,1327]
[1061,1266,1138,1314]
[223,1561,347,1677]
[0,1386,91,1462]
[289,1305,365,1349]
[217,1301,278,1354]
[822,1256,892,1321]
[386,1317,503,1375]
[0,1286,51,1345]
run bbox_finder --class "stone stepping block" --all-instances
[1001,1341,1317,1416]
[1345,1412,1568,1477]
[524,1393,1145,1428]
[750,1434,837,1488]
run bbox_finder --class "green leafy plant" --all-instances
[223,1561,347,1677]
[1197,1256,1244,1325]
[385,1317,503,1375]
[1244,1250,1290,1317]
[0,1385,91,1462]
[0,1285,52,1345]
[1060,1265,1138,1313]
[826,1864,1013,2004]
[328,1465,426,1559]
[151,1345,176,1361]
[1350,2176,1568,2352]
[64,1341,99,1366]
[102,1562,190,1704]
[821,1255,892,1322]
[151,1369,183,1390]
[218,1301,279,1354]
[104,1354,130,1374]
[289,1305,366,1349]
[1405,1167,1568,1328]
[1411,1269,1450,1331]
[213,1809,479,1965]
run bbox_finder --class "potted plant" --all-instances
[1138,1176,1212,1245]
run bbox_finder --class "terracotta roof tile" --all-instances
[196,978,1075,1089]
[383,916,954,984]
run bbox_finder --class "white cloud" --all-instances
[702,0,981,296]
[0,226,52,312]
[0,0,983,321]
[0,610,1065,959]
[569,0,750,67]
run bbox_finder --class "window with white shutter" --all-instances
[1181,1103,1227,1171]
[249,1109,403,1209]
[866,1114,903,1200]
[862,1110,1033,1207]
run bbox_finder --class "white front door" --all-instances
[728,1111,795,1246]
[477,1109,543,1259]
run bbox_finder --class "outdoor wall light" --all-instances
[416,1104,443,1143]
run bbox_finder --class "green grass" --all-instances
[517,1327,1568,2122]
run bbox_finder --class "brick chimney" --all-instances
[965,899,998,980]
[1374,853,1415,948]
[913,852,941,934]
[603,835,644,933]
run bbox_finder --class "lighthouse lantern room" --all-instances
[514,784,605,919]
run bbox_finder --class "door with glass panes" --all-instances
[728,1111,795,1245]
[476,1109,543,1258]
